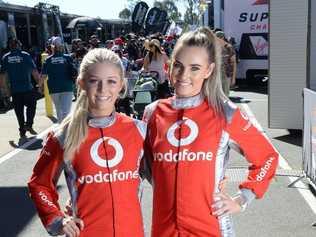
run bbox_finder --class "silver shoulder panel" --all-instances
[143,100,159,123]
[54,125,68,147]
[223,100,237,124]
[214,131,230,191]
[133,119,147,140]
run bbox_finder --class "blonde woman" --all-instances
[143,27,278,237]
[28,49,146,237]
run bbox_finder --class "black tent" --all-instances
[66,16,103,30]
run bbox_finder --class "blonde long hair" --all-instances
[170,27,227,115]
[59,48,126,161]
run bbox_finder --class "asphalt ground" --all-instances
[0,84,315,237]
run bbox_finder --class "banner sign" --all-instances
[303,88,316,186]
[132,1,149,32]
[145,7,161,34]
[157,10,168,32]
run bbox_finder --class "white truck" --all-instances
[223,0,268,80]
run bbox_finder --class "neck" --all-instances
[89,108,114,118]
[172,93,204,109]
[175,92,201,99]
[88,112,116,128]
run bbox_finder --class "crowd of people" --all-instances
[0,31,179,140]
[21,26,278,237]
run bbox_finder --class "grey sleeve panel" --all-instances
[223,100,237,124]
[46,216,63,236]
[228,137,244,155]
[239,188,257,204]
[140,100,160,184]
[140,153,153,184]
[54,125,67,148]
[133,119,147,140]
[214,131,230,191]
[137,178,145,202]
[63,160,79,218]
[143,100,159,123]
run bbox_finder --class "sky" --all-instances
[4,0,186,20]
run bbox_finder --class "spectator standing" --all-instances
[88,35,101,50]
[105,40,114,50]
[0,38,42,140]
[41,36,75,123]
[216,31,237,96]
[70,38,87,102]
[112,45,129,72]
[126,37,139,61]
[143,39,170,98]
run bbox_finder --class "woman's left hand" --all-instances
[211,192,242,218]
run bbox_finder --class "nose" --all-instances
[179,67,190,81]
[97,80,107,93]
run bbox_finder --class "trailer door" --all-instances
[269,0,309,129]
[310,0,316,90]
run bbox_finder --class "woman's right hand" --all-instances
[64,199,73,216]
[61,216,84,237]
[219,176,228,192]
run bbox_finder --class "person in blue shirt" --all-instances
[0,38,42,139]
[41,36,75,123]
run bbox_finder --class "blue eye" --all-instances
[88,79,98,84]
[191,67,200,71]
[108,79,117,84]
[174,62,181,68]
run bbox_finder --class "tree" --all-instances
[119,8,132,20]
[178,0,200,25]
[127,0,142,12]
[153,0,182,22]
[183,10,199,26]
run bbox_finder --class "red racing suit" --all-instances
[28,113,147,237]
[143,95,279,237]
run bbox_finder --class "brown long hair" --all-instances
[170,27,227,115]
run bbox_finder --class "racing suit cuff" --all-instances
[233,188,256,212]
[47,216,64,236]
[240,188,256,204]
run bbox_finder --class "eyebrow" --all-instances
[88,75,120,80]
[174,60,201,67]
[89,74,120,78]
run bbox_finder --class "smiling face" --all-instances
[171,46,215,98]
[79,62,123,117]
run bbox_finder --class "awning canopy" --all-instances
[66,16,103,29]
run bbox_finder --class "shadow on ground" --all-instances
[229,96,251,104]
[234,80,268,95]
[0,186,38,237]
[274,130,302,146]
[0,186,63,237]
[9,138,44,150]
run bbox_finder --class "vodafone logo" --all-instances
[256,157,275,181]
[155,118,213,163]
[90,137,123,168]
[166,117,199,147]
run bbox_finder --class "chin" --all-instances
[175,89,189,97]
